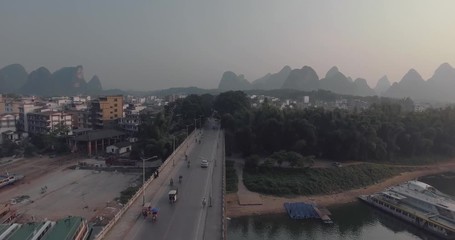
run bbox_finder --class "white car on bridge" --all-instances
[200,159,208,168]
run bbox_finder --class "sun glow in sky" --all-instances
[1,0,455,90]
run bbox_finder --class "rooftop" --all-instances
[31,111,71,116]
[0,224,10,235]
[7,222,44,240]
[42,216,85,240]
[390,181,455,212]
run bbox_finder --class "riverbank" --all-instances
[226,160,455,218]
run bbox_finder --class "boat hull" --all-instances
[359,195,455,240]
[0,176,16,189]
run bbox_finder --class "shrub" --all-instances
[226,160,238,193]
[243,163,409,196]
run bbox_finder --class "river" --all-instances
[227,172,455,240]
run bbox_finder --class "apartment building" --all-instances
[26,111,73,135]
[88,95,123,129]
[118,104,146,133]
[18,103,42,133]
[67,110,88,129]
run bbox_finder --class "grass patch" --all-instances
[243,164,411,196]
[117,168,156,204]
[226,160,238,193]
[118,186,140,204]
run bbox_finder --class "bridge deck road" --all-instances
[124,126,223,240]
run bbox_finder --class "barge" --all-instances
[359,180,455,239]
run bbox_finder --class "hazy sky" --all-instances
[1,0,455,90]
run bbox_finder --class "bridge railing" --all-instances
[221,130,226,240]
[94,130,196,240]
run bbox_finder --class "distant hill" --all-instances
[0,64,28,93]
[218,65,377,97]
[51,66,88,95]
[319,66,376,96]
[383,69,428,101]
[319,66,354,95]
[374,76,391,95]
[354,78,376,96]
[87,75,103,94]
[218,71,251,90]
[426,63,455,102]
[0,64,104,96]
[281,66,319,91]
[252,66,292,90]
[21,67,53,95]
[216,62,455,102]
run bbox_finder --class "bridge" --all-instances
[100,119,226,240]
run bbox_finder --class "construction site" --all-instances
[0,154,147,239]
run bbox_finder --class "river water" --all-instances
[227,172,455,240]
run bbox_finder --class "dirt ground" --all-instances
[0,155,139,222]
[226,160,455,218]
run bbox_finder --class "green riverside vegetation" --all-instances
[118,186,140,204]
[226,160,238,193]
[243,164,412,196]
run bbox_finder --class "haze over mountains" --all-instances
[0,64,103,96]
[2,62,455,103]
[218,63,455,102]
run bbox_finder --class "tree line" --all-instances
[213,91,455,163]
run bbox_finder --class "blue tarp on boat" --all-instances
[284,202,319,219]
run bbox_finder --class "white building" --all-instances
[0,113,18,143]
[106,142,132,155]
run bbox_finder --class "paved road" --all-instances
[107,120,224,240]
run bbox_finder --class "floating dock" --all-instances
[284,202,333,224]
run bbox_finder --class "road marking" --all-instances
[194,129,220,240]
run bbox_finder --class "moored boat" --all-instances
[359,180,455,239]
[0,173,23,189]
[0,175,17,189]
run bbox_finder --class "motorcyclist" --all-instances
[202,197,207,207]
[142,207,148,219]
[187,161,191,168]
[179,175,183,183]
[151,207,158,222]
[170,178,174,186]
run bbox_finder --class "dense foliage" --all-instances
[225,160,238,193]
[243,164,410,196]
[136,91,455,164]
[216,91,455,163]
[132,94,214,160]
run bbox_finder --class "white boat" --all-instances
[0,174,22,189]
[359,180,455,239]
